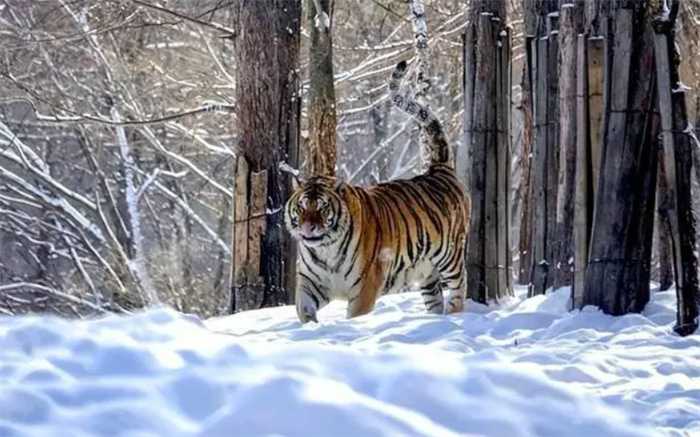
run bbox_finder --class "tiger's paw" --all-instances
[296,292,319,324]
[446,297,464,314]
[425,301,445,315]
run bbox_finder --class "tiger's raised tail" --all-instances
[389,61,450,167]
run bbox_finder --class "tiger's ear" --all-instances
[334,178,347,193]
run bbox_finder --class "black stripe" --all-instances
[299,272,327,305]
[334,215,354,271]
[299,251,324,281]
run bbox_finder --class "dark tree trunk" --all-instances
[583,3,659,315]
[653,0,699,336]
[231,1,301,312]
[307,0,337,176]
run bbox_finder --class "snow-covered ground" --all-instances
[0,286,698,437]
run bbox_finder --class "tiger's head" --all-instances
[285,175,347,248]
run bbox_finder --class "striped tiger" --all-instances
[285,61,470,323]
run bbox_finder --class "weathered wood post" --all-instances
[572,24,604,309]
[652,0,699,336]
[528,1,559,297]
[553,2,583,289]
[582,3,659,315]
[572,32,590,309]
[517,0,538,285]
[498,23,513,294]
[463,0,513,303]
[654,162,674,291]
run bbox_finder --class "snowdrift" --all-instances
[0,286,698,436]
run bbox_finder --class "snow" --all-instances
[1,286,699,437]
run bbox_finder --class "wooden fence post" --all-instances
[573,33,590,309]
[529,12,560,297]
[583,6,658,315]
[554,4,581,289]
[653,7,699,335]
[586,36,604,201]
[465,2,513,303]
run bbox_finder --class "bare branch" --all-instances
[128,0,236,37]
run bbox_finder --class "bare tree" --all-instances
[1,0,235,316]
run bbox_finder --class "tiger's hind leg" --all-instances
[444,281,465,314]
[438,249,466,314]
[421,275,444,314]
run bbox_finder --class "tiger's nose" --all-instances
[301,222,318,234]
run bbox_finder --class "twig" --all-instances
[128,0,236,37]
[0,96,235,127]
[0,282,108,313]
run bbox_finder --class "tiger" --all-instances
[285,60,471,323]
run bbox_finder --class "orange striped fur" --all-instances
[285,62,471,323]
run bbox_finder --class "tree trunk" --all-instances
[572,33,592,309]
[112,107,158,305]
[553,3,583,289]
[231,1,301,312]
[654,157,674,291]
[517,77,534,284]
[518,0,538,284]
[583,4,659,315]
[652,0,699,336]
[307,0,337,176]
[464,0,512,303]
[528,0,559,297]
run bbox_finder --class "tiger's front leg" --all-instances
[346,293,377,319]
[295,273,330,324]
[346,264,384,319]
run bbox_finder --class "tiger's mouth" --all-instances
[295,229,329,246]
[298,232,327,245]
[301,234,324,242]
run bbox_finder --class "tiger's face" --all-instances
[285,176,346,247]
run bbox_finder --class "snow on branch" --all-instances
[0,282,108,314]
[139,125,234,198]
[0,97,235,127]
[0,122,98,210]
[0,164,104,242]
[131,167,231,257]
[134,169,188,201]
